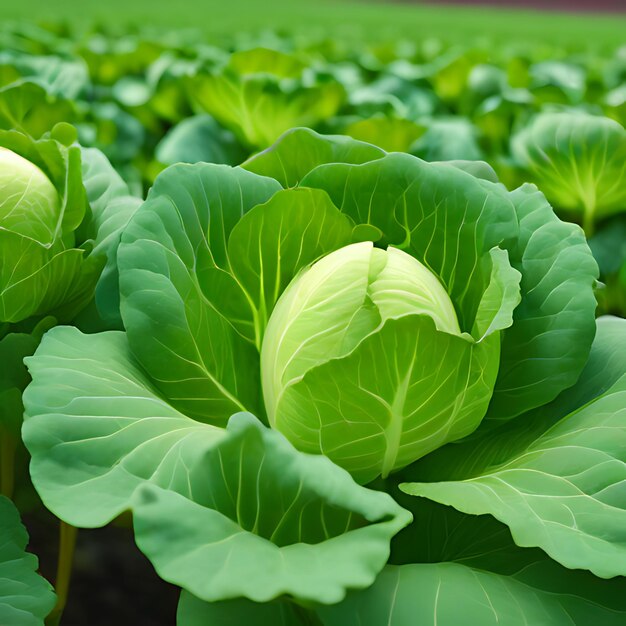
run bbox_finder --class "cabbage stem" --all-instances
[0,430,15,498]
[45,522,78,626]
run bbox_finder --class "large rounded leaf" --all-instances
[0,81,75,138]
[22,327,225,526]
[23,327,411,603]
[321,498,626,625]
[488,183,598,419]
[401,316,626,578]
[133,413,411,604]
[191,49,344,148]
[118,164,280,424]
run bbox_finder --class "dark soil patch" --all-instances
[25,511,179,626]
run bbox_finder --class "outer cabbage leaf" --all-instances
[23,327,224,526]
[488,183,598,419]
[0,80,76,138]
[319,499,626,626]
[118,164,280,424]
[227,186,353,346]
[22,327,411,604]
[79,147,142,327]
[0,51,89,99]
[133,413,411,604]
[302,154,597,419]
[318,562,626,626]
[242,127,385,188]
[401,316,626,578]
[0,496,56,626]
[301,153,520,335]
[119,163,355,423]
[435,159,499,183]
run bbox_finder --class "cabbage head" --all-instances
[262,241,511,481]
[0,127,93,323]
[0,126,139,325]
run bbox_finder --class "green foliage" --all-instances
[190,48,345,148]
[512,111,626,232]
[0,497,56,626]
[1,13,625,626]
[21,124,610,625]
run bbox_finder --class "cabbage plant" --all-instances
[0,125,138,489]
[22,129,626,625]
[511,111,626,234]
[190,48,345,148]
[0,122,141,625]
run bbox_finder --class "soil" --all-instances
[25,512,179,626]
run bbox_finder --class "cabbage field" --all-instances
[1,3,626,625]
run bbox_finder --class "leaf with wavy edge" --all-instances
[80,147,142,326]
[0,80,75,138]
[133,413,411,604]
[23,327,225,526]
[23,326,411,603]
[325,496,626,624]
[191,51,345,148]
[401,316,626,578]
[242,127,385,188]
[301,153,519,337]
[488,183,598,419]
[303,156,597,419]
[228,186,353,347]
[118,164,280,424]
[0,496,56,626]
